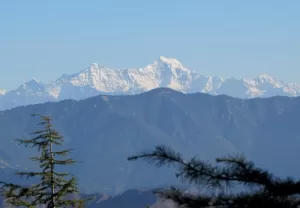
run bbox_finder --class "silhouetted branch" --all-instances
[128,145,300,207]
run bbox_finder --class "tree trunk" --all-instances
[49,135,55,208]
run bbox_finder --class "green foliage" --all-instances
[0,114,87,207]
[128,145,300,208]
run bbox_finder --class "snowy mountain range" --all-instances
[1,56,299,110]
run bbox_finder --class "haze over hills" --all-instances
[1,88,300,195]
[0,56,300,111]
[0,189,161,208]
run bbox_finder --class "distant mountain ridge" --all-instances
[1,88,300,194]
[0,56,299,110]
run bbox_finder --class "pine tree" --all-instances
[128,145,300,208]
[0,114,87,207]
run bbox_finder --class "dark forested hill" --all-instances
[1,88,300,194]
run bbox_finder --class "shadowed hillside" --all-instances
[0,88,300,193]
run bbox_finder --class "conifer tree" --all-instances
[0,114,86,207]
[128,145,300,208]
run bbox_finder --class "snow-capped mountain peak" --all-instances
[257,73,275,80]
[0,56,299,111]
[148,56,190,73]
[157,56,186,69]
[19,78,43,91]
[256,73,280,84]
[24,78,40,85]
[244,73,282,88]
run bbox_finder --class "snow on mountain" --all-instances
[0,89,6,95]
[0,56,299,110]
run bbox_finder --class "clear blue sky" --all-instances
[1,0,299,89]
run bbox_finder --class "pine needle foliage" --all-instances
[0,114,86,207]
[128,145,300,208]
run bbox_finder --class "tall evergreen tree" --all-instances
[0,114,86,207]
[128,145,300,208]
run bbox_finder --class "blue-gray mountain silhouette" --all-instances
[0,88,300,194]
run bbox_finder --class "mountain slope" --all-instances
[1,56,300,110]
[1,88,300,194]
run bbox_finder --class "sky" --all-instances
[0,0,299,90]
